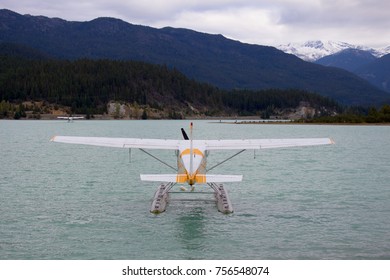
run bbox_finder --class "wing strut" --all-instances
[139,148,177,171]
[206,149,246,172]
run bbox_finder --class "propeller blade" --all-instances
[181,128,189,140]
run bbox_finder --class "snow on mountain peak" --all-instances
[303,40,324,49]
[277,40,389,61]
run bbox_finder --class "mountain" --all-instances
[314,49,390,93]
[315,48,377,72]
[354,54,390,93]
[0,9,389,106]
[0,42,51,59]
[278,40,389,62]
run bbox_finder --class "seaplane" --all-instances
[57,115,84,122]
[50,123,334,214]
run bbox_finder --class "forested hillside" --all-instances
[1,9,388,106]
[0,56,340,119]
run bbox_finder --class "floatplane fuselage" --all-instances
[57,116,84,122]
[51,122,334,214]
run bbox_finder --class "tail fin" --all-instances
[189,122,194,177]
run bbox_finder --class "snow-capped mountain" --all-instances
[277,40,389,61]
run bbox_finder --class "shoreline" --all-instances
[219,120,390,126]
[2,116,390,126]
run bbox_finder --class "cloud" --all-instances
[274,0,390,46]
[278,0,390,28]
[149,6,283,45]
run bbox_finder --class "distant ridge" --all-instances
[314,49,390,93]
[0,9,389,106]
[315,48,377,72]
[355,54,390,93]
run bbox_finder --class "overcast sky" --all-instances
[2,0,389,47]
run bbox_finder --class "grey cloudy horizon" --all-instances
[1,0,389,48]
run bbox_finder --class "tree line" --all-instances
[1,56,342,119]
[301,105,390,123]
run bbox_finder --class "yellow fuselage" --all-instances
[177,146,207,185]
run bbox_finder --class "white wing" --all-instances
[51,136,333,150]
[50,136,181,150]
[196,138,334,150]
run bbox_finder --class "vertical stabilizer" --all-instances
[189,122,194,177]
